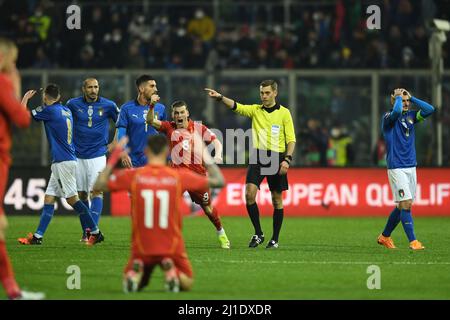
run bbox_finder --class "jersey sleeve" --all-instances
[109,102,120,122]
[232,102,258,118]
[116,105,128,128]
[107,169,136,192]
[0,76,31,128]
[179,169,209,192]
[158,120,172,134]
[201,124,216,144]
[31,106,51,121]
[283,110,296,144]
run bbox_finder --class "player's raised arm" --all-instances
[383,88,404,127]
[204,88,235,109]
[408,92,435,121]
[145,95,162,129]
[94,137,129,192]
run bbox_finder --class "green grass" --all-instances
[2,216,450,299]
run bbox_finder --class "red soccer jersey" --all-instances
[0,74,31,165]
[158,120,216,175]
[108,164,209,256]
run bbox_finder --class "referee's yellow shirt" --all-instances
[233,102,296,153]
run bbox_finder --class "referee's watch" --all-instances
[283,155,292,165]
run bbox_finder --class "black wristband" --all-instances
[285,155,293,162]
[216,94,223,101]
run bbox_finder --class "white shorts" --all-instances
[76,156,106,193]
[46,161,78,198]
[387,167,417,203]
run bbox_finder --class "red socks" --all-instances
[205,207,222,231]
[0,240,20,299]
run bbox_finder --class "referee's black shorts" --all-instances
[245,149,289,192]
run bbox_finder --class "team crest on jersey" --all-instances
[399,189,405,198]
[98,107,104,116]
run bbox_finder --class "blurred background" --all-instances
[1,0,449,168]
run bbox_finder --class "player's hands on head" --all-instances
[393,88,404,97]
[402,88,412,99]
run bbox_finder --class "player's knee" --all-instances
[245,189,257,204]
[271,193,283,208]
[78,191,89,201]
[90,190,103,199]
[66,195,79,206]
[44,195,56,205]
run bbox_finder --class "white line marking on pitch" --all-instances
[193,259,450,266]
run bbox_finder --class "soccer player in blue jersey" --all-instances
[17,84,104,246]
[116,75,167,168]
[66,78,119,241]
[377,88,435,250]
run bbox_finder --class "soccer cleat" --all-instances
[80,228,91,243]
[377,234,396,249]
[218,233,230,249]
[266,240,279,249]
[18,233,42,245]
[123,259,144,293]
[248,234,264,248]
[409,240,425,250]
[13,290,46,300]
[86,231,104,246]
[161,258,180,293]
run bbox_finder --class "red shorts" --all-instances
[0,159,9,216]
[124,251,193,290]
[188,188,211,207]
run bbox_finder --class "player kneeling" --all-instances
[94,134,225,292]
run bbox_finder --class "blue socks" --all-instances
[382,207,401,237]
[73,200,98,233]
[35,204,55,237]
[80,200,90,236]
[90,197,103,225]
[400,209,416,242]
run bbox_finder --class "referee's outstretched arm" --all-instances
[204,88,235,108]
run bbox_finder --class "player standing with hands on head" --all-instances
[205,80,296,249]
[18,84,104,246]
[94,134,225,293]
[0,37,45,299]
[66,78,119,241]
[146,100,230,249]
[116,75,167,168]
[378,88,435,250]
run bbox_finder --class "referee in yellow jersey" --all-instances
[205,80,296,248]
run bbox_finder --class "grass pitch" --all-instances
[2,216,450,299]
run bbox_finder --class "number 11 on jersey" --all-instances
[141,190,169,229]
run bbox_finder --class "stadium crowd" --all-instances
[0,0,448,70]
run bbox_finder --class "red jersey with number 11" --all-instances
[108,164,208,256]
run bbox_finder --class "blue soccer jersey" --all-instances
[66,96,119,159]
[382,96,435,169]
[31,103,76,163]
[116,99,166,167]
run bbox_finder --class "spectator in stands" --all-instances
[187,8,216,43]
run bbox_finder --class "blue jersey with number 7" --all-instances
[31,103,76,163]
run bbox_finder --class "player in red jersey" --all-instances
[94,134,225,292]
[146,100,230,249]
[0,37,44,299]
